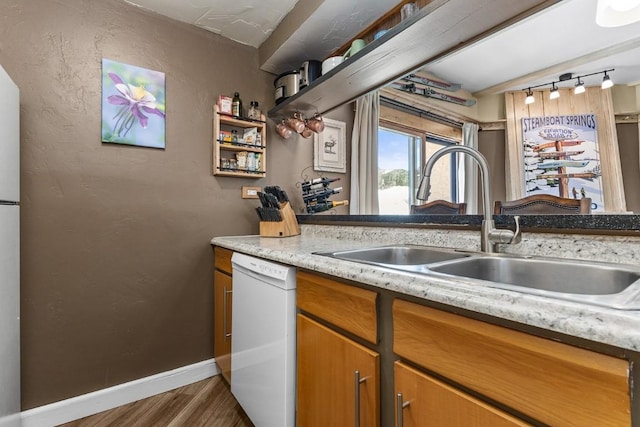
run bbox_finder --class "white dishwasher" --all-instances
[230,252,296,427]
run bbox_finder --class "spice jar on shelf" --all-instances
[247,101,261,120]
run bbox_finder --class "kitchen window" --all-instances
[378,126,459,214]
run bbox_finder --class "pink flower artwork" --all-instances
[101,58,166,149]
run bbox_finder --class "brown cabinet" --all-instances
[213,247,233,383]
[393,299,631,426]
[212,105,266,178]
[394,361,530,427]
[296,271,380,426]
[297,314,380,427]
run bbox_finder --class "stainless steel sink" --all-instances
[315,244,640,309]
[429,255,640,309]
[316,245,470,269]
[430,256,640,295]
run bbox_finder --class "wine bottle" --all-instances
[301,177,340,192]
[302,186,343,202]
[306,200,349,214]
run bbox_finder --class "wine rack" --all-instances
[301,177,348,214]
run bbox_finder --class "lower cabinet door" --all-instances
[394,362,531,427]
[213,270,232,383]
[297,314,380,427]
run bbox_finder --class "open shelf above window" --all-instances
[267,0,555,120]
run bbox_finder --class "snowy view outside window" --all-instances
[378,128,456,214]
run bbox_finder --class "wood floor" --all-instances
[59,376,253,427]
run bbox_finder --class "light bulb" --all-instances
[602,73,614,89]
[574,79,585,94]
[610,0,640,12]
[596,0,640,26]
[549,84,560,100]
[524,89,535,105]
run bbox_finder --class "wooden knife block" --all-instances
[259,202,301,237]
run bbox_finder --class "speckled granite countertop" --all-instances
[211,224,640,352]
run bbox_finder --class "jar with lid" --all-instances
[247,101,261,120]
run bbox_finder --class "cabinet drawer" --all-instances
[297,271,378,344]
[393,299,630,427]
[214,246,233,274]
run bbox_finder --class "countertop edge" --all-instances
[211,234,640,352]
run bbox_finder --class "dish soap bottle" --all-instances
[232,92,243,118]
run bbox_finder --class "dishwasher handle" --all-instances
[223,286,232,340]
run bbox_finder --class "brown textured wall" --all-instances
[0,0,274,408]
[267,103,354,215]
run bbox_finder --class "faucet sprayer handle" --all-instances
[509,216,522,244]
[488,215,522,245]
[416,175,431,201]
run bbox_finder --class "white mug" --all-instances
[401,2,418,21]
[322,56,344,75]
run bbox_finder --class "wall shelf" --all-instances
[213,105,267,178]
[267,0,556,120]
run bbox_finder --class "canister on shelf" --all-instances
[236,151,248,170]
[247,152,256,171]
[248,101,261,120]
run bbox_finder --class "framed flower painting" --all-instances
[101,58,166,149]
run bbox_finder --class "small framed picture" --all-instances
[313,118,346,173]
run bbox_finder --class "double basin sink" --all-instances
[316,245,640,310]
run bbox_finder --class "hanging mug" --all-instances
[343,39,366,60]
[285,112,306,133]
[306,113,325,133]
[301,127,313,139]
[276,120,293,139]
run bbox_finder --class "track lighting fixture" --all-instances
[602,71,614,89]
[525,88,535,104]
[520,69,614,105]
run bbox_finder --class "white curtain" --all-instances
[457,122,479,214]
[349,91,380,214]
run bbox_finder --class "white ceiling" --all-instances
[123,0,640,94]
[420,0,640,94]
[123,0,400,75]
[123,0,301,48]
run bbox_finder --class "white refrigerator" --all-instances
[0,64,21,427]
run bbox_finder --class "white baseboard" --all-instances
[21,358,220,427]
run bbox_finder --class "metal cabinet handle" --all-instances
[396,393,410,427]
[223,287,232,340]
[354,370,367,427]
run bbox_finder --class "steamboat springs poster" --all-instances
[521,114,603,212]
